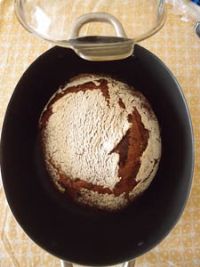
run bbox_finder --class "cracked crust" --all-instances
[39,74,161,211]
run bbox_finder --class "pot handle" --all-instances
[67,12,134,61]
[60,260,136,267]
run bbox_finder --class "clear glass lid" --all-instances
[15,0,166,61]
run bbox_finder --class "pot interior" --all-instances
[0,45,194,265]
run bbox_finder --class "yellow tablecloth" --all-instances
[0,1,200,266]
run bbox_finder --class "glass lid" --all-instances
[15,0,166,61]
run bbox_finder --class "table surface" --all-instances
[0,1,200,266]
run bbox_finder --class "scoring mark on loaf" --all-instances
[39,78,110,129]
[110,108,149,196]
[64,79,110,106]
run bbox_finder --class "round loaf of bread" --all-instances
[39,74,161,211]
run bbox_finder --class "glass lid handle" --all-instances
[68,12,134,61]
[70,12,127,39]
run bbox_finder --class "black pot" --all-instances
[0,45,194,266]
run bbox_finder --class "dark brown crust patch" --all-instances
[118,98,126,109]
[128,114,133,122]
[111,109,149,196]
